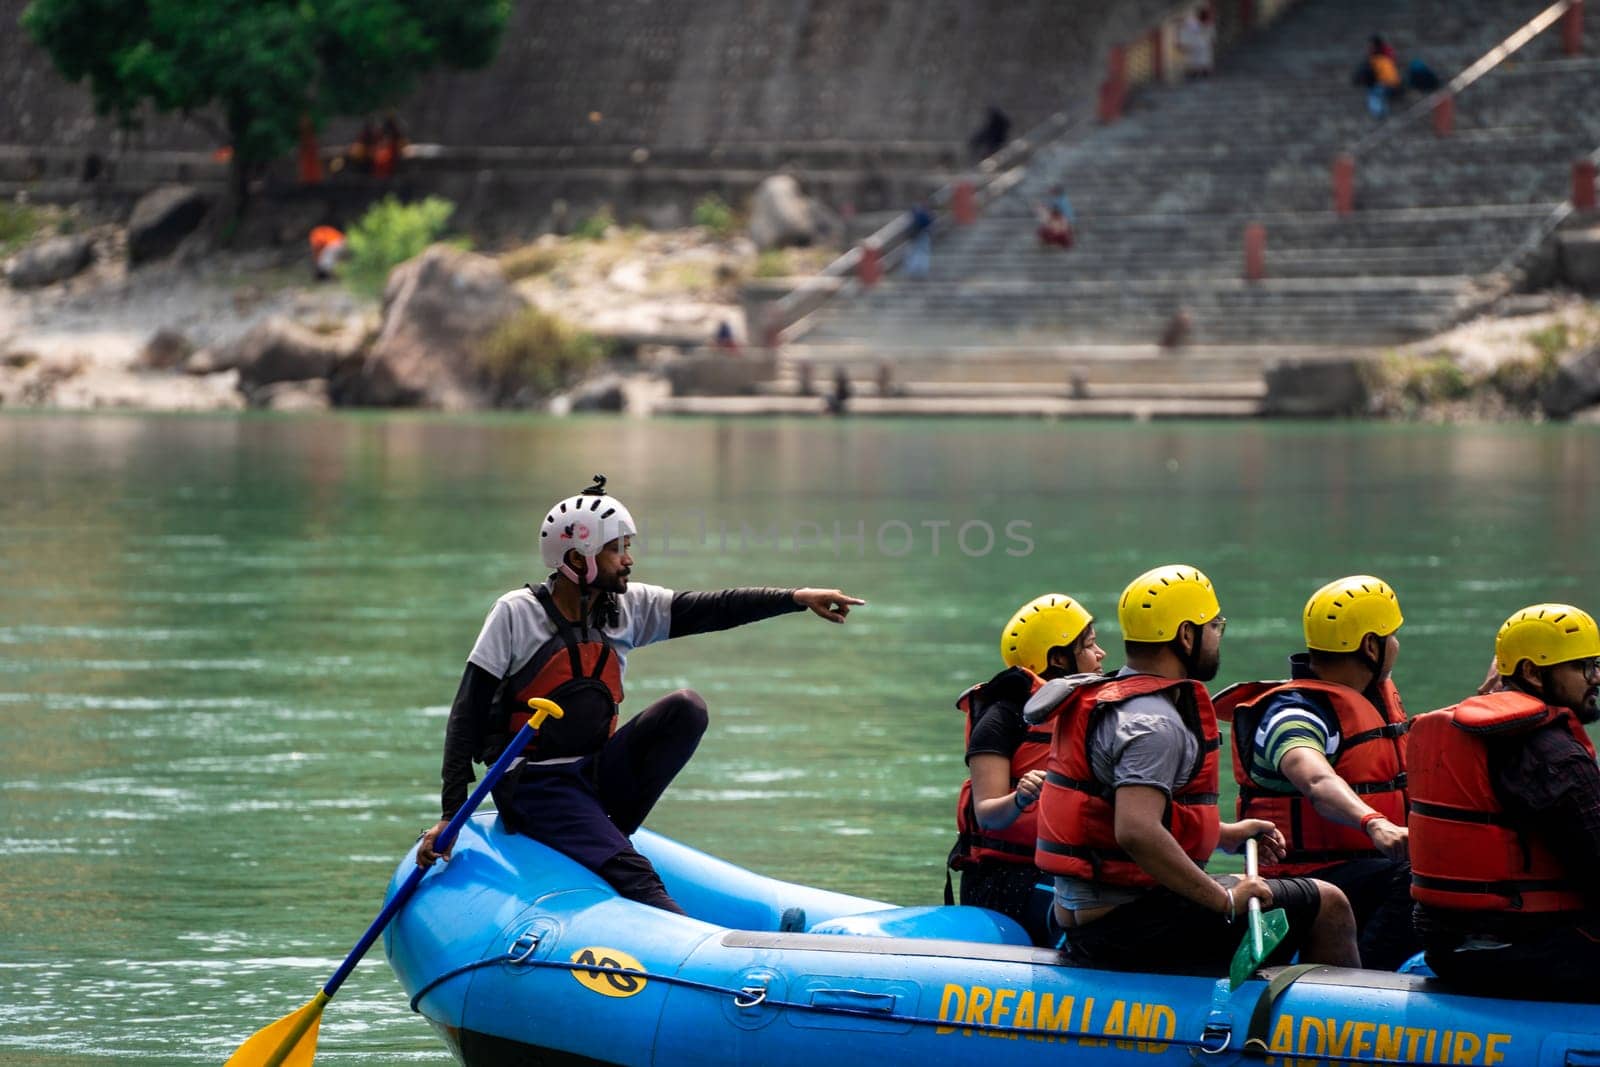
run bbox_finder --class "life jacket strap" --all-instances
[1410,799,1518,827]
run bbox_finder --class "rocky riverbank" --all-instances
[0,202,834,412]
[5,194,1600,420]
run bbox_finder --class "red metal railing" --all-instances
[1334,0,1586,214]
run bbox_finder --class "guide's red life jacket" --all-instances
[1410,691,1595,915]
[1033,674,1221,887]
[1214,676,1408,876]
[951,668,1049,868]
[487,585,625,763]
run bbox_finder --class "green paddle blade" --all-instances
[1229,907,1290,990]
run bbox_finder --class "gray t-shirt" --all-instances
[1056,667,1203,912]
[466,580,675,681]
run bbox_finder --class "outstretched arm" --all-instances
[667,587,863,638]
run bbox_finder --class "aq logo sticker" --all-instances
[570,946,648,998]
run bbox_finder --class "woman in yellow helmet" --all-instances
[949,594,1106,944]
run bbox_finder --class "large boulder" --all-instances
[340,245,525,409]
[250,379,332,412]
[220,316,362,392]
[748,175,818,251]
[135,328,195,371]
[1263,358,1369,416]
[127,186,209,265]
[1558,226,1600,294]
[6,234,94,289]
[1540,344,1600,419]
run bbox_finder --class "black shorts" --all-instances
[1064,876,1322,975]
[1424,912,1600,998]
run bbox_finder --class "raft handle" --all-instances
[734,985,769,1009]
[508,932,542,964]
[1198,1022,1232,1055]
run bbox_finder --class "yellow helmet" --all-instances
[1001,594,1094,674]
[1303,575,1403,653]
[1118,564,1219,642]
[1495,603,1600,675]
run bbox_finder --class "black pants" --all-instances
[494,689,708,913]
[1424,912,1600,999]
[958,861,1055,946]
[1311,857,1419,971]
[1064,877,1322,975]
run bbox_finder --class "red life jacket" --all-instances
[1214,675,1408,876]
[1033,674,1221,887]
[951,668,1049,868]
[487,585,625,763]
[1410,691,1596,915]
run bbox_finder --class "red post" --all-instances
[1149,27,1164,82]
[1574,159,1598,210]
[1563,0,1584,55]
[1098,45,1128,124]
[1243,222,1266,281]
[952,181,978,225]
[1432,93,1455,137]
[1333,153,1356,215]
[857,243,883,287]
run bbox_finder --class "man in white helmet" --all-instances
[418,475,863,913]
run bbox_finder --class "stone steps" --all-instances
[798,0,1591,362]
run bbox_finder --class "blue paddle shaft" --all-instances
[320,714,547,997]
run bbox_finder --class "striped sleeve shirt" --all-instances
[1247,691,1341,793]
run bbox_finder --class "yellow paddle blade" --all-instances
[226,990,329,1067]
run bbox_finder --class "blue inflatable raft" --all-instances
[385,814,1600,1066]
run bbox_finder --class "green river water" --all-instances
[1,413,1596,1064]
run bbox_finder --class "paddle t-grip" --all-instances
[526,697,564,730]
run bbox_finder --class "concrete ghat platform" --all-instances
[648,394,1263,419]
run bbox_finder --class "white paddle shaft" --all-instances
[1245,837,1264,957]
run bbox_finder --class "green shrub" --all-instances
[754,250,789,278]
[1402,355,1472,404]
[1526,322,1572,363]
[500,242,566,281]
[572,206,614,241]
[692,194,737,238]
[344,195,457,296]
[1486,352,1559,407]
[479,307,609,400]
[0,201,43,253]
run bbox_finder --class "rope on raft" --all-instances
[406,935,1432,1063]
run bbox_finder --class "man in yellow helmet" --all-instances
[1409,603,1600,996]
[949,594,1107,944]
[1027,565,1359,973]
[1214,576,1419,970]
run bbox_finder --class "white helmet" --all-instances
[539,475,637,584]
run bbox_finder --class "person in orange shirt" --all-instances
[309,225,346,281]
[1364,36,1403,118]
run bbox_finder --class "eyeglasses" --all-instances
[1210,616,1228,636]
[1581,657,1600,682]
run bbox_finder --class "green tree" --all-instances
[21,0,510,212]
